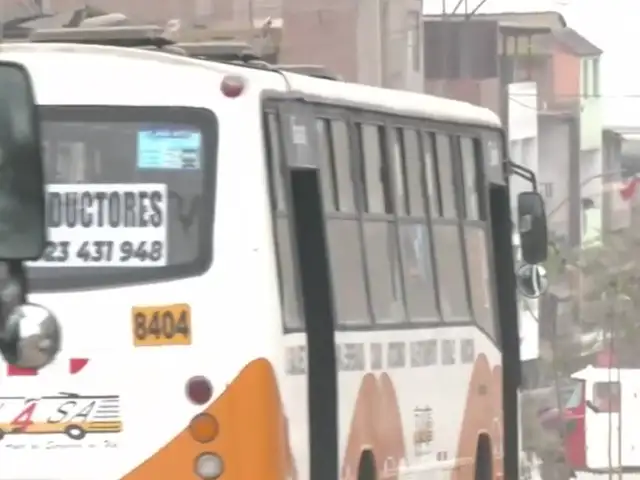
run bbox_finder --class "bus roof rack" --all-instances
[175,41,261,62]
[274,64,341,81]
[29,25,175,48]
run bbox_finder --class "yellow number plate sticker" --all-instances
[132,304,192,347]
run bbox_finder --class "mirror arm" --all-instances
[508,161,538,191]
[0,261,27,362]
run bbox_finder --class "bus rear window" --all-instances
[27,106,216,292]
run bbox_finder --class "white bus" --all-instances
[0,26,544,480]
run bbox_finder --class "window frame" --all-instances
[264,97,505,346]
[31,105,217,293]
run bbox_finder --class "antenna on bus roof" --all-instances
[29,24,175,48]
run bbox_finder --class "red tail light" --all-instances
[186,376,213,405]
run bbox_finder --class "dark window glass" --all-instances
[330,120,355,212]
[432,224,471,321]
[276,216,303,329]
[422,132,439,217]
[460,136,480,220]
[327,219,369,324]
[464,225,495,337]
[363,221,405,324]
[398,223,438,322]
[434,133,456,218]
[28,106,216,291]
[316,118,338,211]
[390,128,408,215]
[358,124,392,214]
[266,113,286,212]
[402,129,424,216]
[593,382,620,413]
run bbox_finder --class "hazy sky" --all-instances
[423,0,639,127]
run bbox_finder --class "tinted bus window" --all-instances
[28,106,216,291]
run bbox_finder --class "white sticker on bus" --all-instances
[30,183,167,268]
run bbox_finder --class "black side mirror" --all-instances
[0,62,60,370]
[0,61,46,259]
[518,191,548,265]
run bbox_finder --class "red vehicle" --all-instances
[540,365,628,474]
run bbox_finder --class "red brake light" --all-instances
[186,376,213,405]
[220,75,245,98]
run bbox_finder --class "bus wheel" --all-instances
[475,434,493,480]
[357,450,377,480]
[64,425,86,440]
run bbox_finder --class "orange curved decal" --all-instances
[452,354,502,480]
[491,365,504,479]
[123,358,294,480]
[342,373,406,480]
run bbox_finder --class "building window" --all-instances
[593,57,600,97]
[582,59,591,97]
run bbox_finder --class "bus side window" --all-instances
[396,128,439,323]
[264,112,303,330]
[459,135,496,339]
[421,132,440,217]
[593,382,621,413]
[401,129,425,217]
[325,119,369,326]
[359,124,405,324]
[356,123,393,214]
[265,113,287,212]
[389,128,408,215]
[431,133,471,322]
[316,118,356,213]
[460,136,480,220]
[329,120,356,212]
[434,133,456,218]
[316,118,338,211]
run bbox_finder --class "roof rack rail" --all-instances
[274,64,341,81]
[29,25,175,48]
[175,41,261,62]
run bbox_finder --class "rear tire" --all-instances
[475,435,493,480]
[357,450,377,480]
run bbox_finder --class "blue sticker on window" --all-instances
[137,128,202,170]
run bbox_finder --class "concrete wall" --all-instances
[281,0,423,88]
[538,116,571,241]
[8,0,424,90]
[508,82,539,221]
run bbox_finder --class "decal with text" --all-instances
[132,303,192,347]
[0,393,122,450]
[30,183,168,268]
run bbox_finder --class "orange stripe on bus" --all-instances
[123,358,294,480]
[342,372,406,480]
[452,354,502,480]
